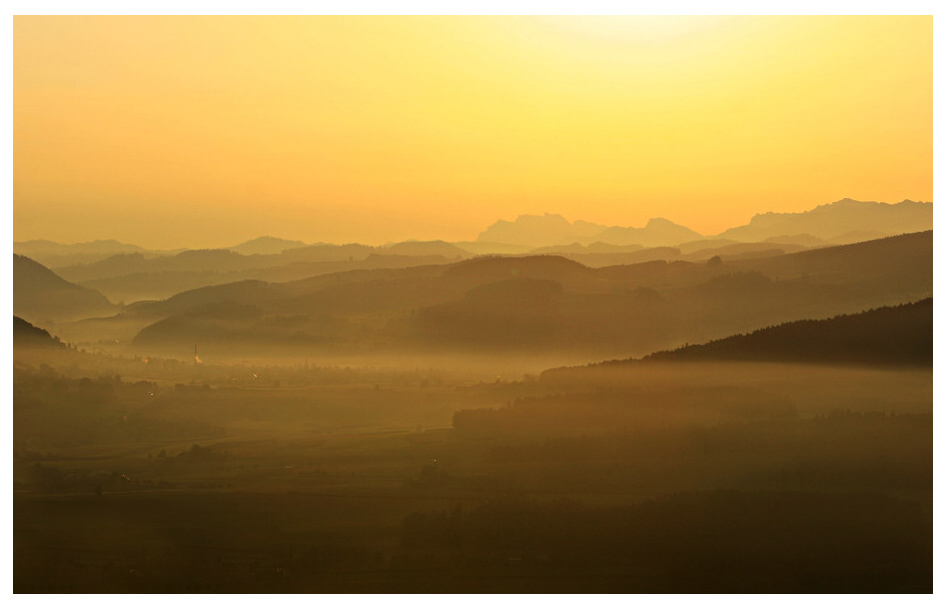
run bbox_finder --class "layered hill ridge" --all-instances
[13,316,64,348]
[637,299,932,366]
[227,236,308,256]
[13,239,151,267]
[48,242,472,303]
[116,231,931,359]
[17,199,932,304]
[13,255,116,325]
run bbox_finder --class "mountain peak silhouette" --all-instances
[721,198,931,241]
[477,213,700,248]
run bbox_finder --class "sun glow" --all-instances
[12,16,932,248]
[536,15,734,43]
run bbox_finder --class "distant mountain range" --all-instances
[475,213,613,247]
[593,218,704,247]
[13,198,932,307]
[475,213,702,247]
[476,199,931,249]
[717,199,932,242]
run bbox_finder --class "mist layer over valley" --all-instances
[12,10,939,595]
[12,198,933,593]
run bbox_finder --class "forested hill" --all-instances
[13,316,63,348]
[637,299,932,366]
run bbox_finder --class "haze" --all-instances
[12,15,932,594]
[13,15,932,249]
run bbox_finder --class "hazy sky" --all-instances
[13,16,932,249]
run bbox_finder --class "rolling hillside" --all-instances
[13,255,116,324]
[120,231,932,358]
[13,316,64,348]
[639,299,932,366]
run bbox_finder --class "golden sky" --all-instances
[13,15,932,249]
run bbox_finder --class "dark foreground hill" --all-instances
[13,316,63,348]
[638,299,932,366]
[13,255,116,324]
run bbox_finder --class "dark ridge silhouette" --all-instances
[13,316,64,348]
[827,230,891,245]
[629,299,931,366]
[13,254,116,324]
[728,230,932,290]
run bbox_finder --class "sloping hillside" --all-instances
[13,316,63,348]
[121,232,932,358]
[12,239,146,267]
[13,255,115,324]
[640,299,931,366]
